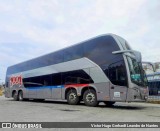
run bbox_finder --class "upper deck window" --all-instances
[84,36,121,65]
[64,44,84,62]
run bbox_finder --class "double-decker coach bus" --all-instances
[5,34,148,106]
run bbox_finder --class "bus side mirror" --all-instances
[112,50,141,63]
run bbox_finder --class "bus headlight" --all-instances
[144,96,148,100]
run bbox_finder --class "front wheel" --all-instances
[67,90,80,105]
[83,89,98,107]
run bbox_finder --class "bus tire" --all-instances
[13,91,19,101]
[67,89,79,105]
[104,101,115,106]
[18,91,24,101]
[83,89,98,107]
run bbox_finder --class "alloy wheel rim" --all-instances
[86,92,95,103]
[69,92,77,101]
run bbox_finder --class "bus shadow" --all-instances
[8,99,147,110]
[32,100,147,110]
[98,104,147,110]
[32,100,69,105]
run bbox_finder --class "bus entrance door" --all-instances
[108,61,128,101]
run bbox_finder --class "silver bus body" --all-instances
[5,34,148,106]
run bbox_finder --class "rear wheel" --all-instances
[67,89,79,105]
[83,89,98,107]
[13,91,18,101]
[104,101,115,106]
[18,91,24,101]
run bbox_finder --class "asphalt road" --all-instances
[0,96,160,131]
[0,95,160,122]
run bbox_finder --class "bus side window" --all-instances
[108,61,127,86]
[63,45,84,62]
[52,73,61,86]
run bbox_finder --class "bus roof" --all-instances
[7,33,125,75]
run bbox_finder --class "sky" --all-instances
[0,0,160,82]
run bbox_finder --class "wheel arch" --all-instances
[12,90,17,97]
[18,89,23,94]
[65,87,78,99]
[80,86,97,99]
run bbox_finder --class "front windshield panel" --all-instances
[127,57,147,87]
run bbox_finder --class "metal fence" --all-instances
[147,81,160,102]
[148,81,160,96]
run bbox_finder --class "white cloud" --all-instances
[0,0,160,81]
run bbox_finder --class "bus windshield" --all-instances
[127,57,147,87]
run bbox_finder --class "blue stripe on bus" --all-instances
[25,85,64,90]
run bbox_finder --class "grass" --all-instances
[0,88,4,96]
[147,100,160,104]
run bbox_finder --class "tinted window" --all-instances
[23,69,94,87]
[23,77,42,87]
[64,45,83,62]
[62,70,93,85]
[52,73,61,85]
[23,73,63,87]
[84,36,122,66]
[50,51,63,64]
[7,35,122,75]
[23,74,52,87]
[104,60,127,86]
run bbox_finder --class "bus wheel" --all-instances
[67,90,79,105]
[104,101,115,106]
[18,91,24,101]
[13,91,19,101]
[83,89,98,107]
